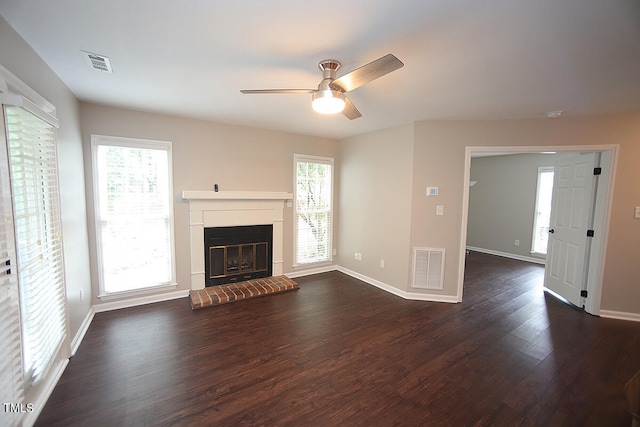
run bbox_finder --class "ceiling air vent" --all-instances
[81,51,113,73]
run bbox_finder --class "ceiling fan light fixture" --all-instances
[312,90,345,114]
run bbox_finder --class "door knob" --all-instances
[549,229,555,233]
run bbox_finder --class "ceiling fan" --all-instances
[240,54,404,120]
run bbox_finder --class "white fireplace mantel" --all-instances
[182,190,294,202]
[182,191,293,290]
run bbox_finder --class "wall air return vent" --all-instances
[412,247,445,290]
[81,51,113,73]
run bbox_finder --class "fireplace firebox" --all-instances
[204,225,273,287]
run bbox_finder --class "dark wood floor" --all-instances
[36,252,640,426]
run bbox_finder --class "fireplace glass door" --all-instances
[204,225,272,286]
[209,242,268,279]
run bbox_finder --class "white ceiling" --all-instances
[1,0,639,139]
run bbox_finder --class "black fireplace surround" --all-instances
[204,225,273,287]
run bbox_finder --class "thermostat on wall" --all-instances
[426,187,438,196]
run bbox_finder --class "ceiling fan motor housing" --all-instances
[318,60,341,90]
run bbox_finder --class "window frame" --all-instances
[91,135,177,299]
[293,154,334,267]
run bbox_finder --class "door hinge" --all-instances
[587,229,595,237]
[593,167,602,175]
[581,290,588,298]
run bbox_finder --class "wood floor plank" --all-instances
[35,251,640,426]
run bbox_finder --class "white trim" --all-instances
[466,246,546,265]
[98,282,178,301]
[293,154,334,266]
[337,266,459,303]
[289,263,459,303]
[292,260,334,269]
[0,63,57,117]
[93,289,190,313]
[600,310,640,323]
[22,358,69,427]
[70,307,96,356]
[459,144,619,314]
[91,135,177,297]
[0,93,59,128]
[286,264,337,278]
[182,191,293,201]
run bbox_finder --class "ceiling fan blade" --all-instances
[240,89,316,94]
[330,54,404,93]
[342,96,362,120]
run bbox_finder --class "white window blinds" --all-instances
[92,136,175,295]
[294,155,333,265]
[0,106,24,427]
[5,104,67,389]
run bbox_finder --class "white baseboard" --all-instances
[70,306,95,356]
[286,264,338,278]
[23,358,69,427]
[466,246,546,265]
[93,289,190,313]
[337,266,458,303]
[600,310,640,323]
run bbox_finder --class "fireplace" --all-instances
[205,225,273,286]
[182,191,293,290]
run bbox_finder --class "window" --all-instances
[92,135,176,296]
[294,155,333,265]
[531,167,554,255]
[3,103,67,392]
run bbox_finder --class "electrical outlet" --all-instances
[354,252,362,261]
[436,205,444,216]
[514,239,520,246]
[380,259,385,268]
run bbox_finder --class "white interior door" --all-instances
[544,152,597,306]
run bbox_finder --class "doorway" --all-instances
[457,145,618,316]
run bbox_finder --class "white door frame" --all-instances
[457,145,619,316]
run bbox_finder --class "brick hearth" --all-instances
[189,276,299,310]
